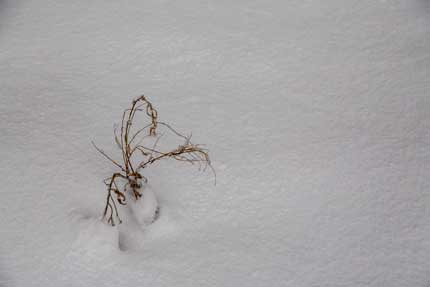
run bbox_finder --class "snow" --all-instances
[1,0,430,286]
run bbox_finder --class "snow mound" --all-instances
[129,184,159,227]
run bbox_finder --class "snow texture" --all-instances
[1,0,430,286]
[129,184,159,227]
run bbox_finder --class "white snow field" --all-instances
[1,0,430,286]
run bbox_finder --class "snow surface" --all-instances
[1,0,430,286]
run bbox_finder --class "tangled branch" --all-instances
[94,95,214,225]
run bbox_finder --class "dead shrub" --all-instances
[93,95,214,225]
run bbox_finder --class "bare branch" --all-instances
[97,95,214,225]
[92,141,126,173]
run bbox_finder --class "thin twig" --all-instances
[94,95,214,225]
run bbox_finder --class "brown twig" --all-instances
[93,95,214,225]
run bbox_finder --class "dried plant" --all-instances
[93,95,214,225]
